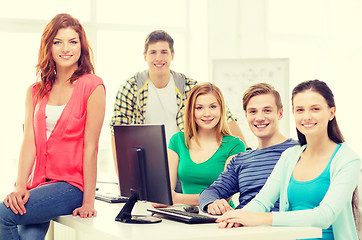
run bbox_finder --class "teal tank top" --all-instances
[287,144,341,240]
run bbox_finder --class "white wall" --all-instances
[207,0,268,148]
[1,0,362,191]
[206,0,362,156]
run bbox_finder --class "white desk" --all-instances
[50,200,321,240]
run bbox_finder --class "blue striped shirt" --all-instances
[199,138,298,211]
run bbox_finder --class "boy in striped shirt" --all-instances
[199,83,298,215]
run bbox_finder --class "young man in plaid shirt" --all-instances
[110,30,247,190]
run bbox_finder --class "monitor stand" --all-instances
[115,192,161,224]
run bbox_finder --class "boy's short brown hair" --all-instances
[144,30,174,54]
[242,83,283,111]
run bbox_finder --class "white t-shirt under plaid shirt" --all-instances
[145,75,178,143]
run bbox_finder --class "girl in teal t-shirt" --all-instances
[167,82,246,206]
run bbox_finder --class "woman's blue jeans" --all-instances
[0,182,83,240]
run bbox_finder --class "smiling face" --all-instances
[194,93,221,132]
[292,90,335,139]
[51,27,81,72]
[144,41,174,76]
[245,93,283,140]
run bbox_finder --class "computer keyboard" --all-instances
[95,192,128,203]
[147,208,217,224]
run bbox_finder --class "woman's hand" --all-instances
[73,203,97,218]
[150,202,170,208]
[3,187,30,215]
[216,209,272,228]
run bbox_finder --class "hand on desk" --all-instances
[150,202,169,208]
[216,209,272,228]
[73,203,97,218]
[207,199,233,215]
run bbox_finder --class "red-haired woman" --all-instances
[0,13,105,240]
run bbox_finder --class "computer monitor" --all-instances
[113,124,173,224]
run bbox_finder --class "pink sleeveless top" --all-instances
[27,74,104,191]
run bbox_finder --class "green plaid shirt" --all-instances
[110,70,235,134]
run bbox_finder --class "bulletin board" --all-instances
[212,58,290,148]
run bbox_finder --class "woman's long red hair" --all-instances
[36,13,94,99]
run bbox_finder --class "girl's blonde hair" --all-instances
[184,82,231,148]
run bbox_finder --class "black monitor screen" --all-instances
[113,124,173,223]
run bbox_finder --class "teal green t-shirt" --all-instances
[168,132,246,195]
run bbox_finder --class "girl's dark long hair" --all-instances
[292,80,344,146]
[292,79,359,229]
